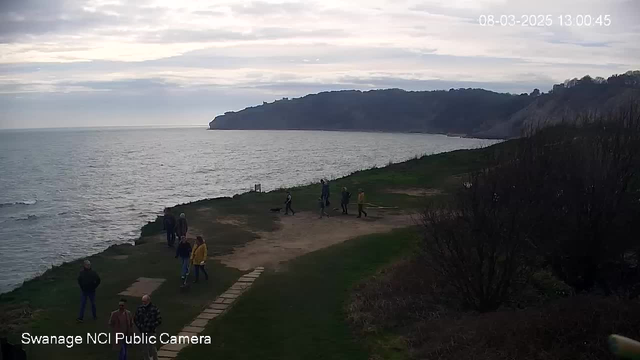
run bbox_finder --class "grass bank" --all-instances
[178,227,419,360]
[0,143,499,359]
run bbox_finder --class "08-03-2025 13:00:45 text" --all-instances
[478,14,611,27]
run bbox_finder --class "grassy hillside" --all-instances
[0,143,497,359]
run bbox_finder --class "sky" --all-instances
[0,0,639,129]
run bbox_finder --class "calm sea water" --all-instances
[0,127,498,293]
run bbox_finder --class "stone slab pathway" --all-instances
[157,267,264,359]
[118,277,166,297]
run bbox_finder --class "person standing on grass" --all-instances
[109,298,133,360]
[191,236,209,282]
[163,208,176,247]
[175,236,192,280]
[134,295,161,360]
[76,259,101,323]
[176,213,188,240]
[284,191,295,215]
[341,187,351,215]
[357,189,368,218]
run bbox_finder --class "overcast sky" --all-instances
[0,0,638,129]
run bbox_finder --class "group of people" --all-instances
[74,208,209,360]
[76,260,163,360]
[163,208,209,283]
[284,179,368,219]
[161,210,188,248]
[72,180,368,359]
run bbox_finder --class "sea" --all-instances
[0,127,498,294]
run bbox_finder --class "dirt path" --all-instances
[214,211,416,271]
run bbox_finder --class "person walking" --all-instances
[191,236,209,283]
[175,236,192,280]
[176,213,188,240]
[321,179,331,207]
[109,298,133,360]
[76,259,101,323]
[134,295,161,360]
[284,191,295,215]
[357,189,368,218]
[163,208,176,247]
[340,187,351,214]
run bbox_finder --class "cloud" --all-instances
[229,1,310,16]
[0,0,638,128]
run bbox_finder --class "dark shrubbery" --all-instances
[348,257,640,360]
[348,104,640,360]
[421,104,640,310]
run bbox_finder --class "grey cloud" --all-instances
[230,1,310,16]
[0,12,121,43]
[335,76,552,94]
[192,10,227,17]
[135,27,347,44]
[67,78,171,91]
[0,0,168,43]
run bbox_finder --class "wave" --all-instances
[0,200,37,208]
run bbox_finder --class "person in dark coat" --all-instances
[175,236,192,280]
[340,187,351,214]
[284,191,295,215]
[176,213,188,239]
[77,259,101,322]
[321,179,330,207]
[134,295,162,360]
[163,208,176,247]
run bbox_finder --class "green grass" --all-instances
[0,142,501,359]
[178,227,419,360]
[0,239,241,360]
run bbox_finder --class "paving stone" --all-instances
[204,308,223,314]
[220,293,239,299]
[161,343,188,352]
[157,350,178,358]
[237,277,255,282]
[225,289,242,295]
[209,303,229,310]
[255,266,265,270]
[178,332,198,338]
[234,282,250,288]
[197,312,218,320]
[190,319,209,327]
[181,326,205,334]
[223,298,235,304]
[118,277,166,297]
[244,273,260,278]
[214,298,225,303]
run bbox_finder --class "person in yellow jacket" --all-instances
[190,236,209,282]
[357,189,368,218]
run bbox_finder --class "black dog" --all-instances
[270,208,282,213]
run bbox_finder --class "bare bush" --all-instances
[421,158,540,311]
[422,103,640,309]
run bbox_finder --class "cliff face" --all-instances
[209,71,640,138]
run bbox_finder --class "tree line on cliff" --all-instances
[209,70,640,138]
